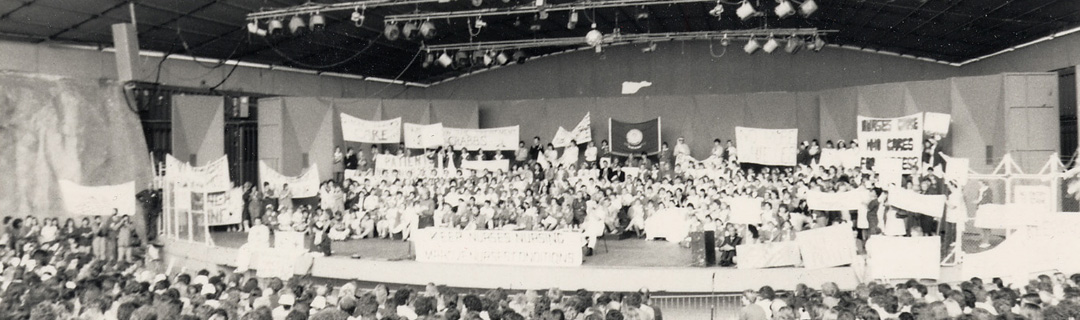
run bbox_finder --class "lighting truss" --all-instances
[423,28,831,51]
[384,0,714,23]
[246,0,443,21]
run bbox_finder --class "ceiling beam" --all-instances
[961,0,1064,40]
[45,1,129,40]
[883,0,964,43]
[0,0,37,21]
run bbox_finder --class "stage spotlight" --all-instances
[812,35,825,52]
[384,23,401,40]
[539,9,549,20]
[800,0,818,17]
[708,3,724,18]
[437,52,453,67]
[785,37,802,54]
[288,15,306,34]
[567,11,579,29]
[455,51,471,67]
[475,18,487,29]
[351,7,366,27]
[402,21,419,40]
[247,21,258,34]
[310,13,326,31]
[423,52,435,68]
[720,34,730,46]
[420,21,437,39]
[763,36,779,53]
[585,27,603,47]
[471,0,483,7]
[744,37,760,54]
[736,1,757,20]
[636,11,649,20]
[642,42,657,53]
[472,50,486,65]
[268,19,284,35]
[496,51,509,65]
[512,50,528,64]
[529,22,542,31]
[774,0,794,18]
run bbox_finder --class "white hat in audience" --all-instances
[201,284,217,295]
[194,275,209,286]
[279,293,296,306]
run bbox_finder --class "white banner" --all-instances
[552,113,593,148]
[796,223,857,269]
[375,154,433,173]
[341,114,401,143]
[923,112,951,138]
[404,123,444,149]
[975,203,1045,229]
[460,159,510,172]
[203,188,244,226]
[259,161,321,198]
[165,154,231,191]
[866,236,941,280]
[735,127,798,166]
[806,190,865,211]
[888,187,945,218]
[412,228,585,266]
[857,113,924,172]
[736,242,802,270]
[727,197,763,225]
[444,126,519,151]
[942,154,970,184]
[819,148,862,169]
[58,180,136,216]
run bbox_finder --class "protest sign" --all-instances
[819,148,862,169]
[857,113,923,172]
[796,223,857,269]
[259,162,321,198]
[552,113,593,148]
[203,188,244,226]
[727,197,763,225]
[341,114,401,143]
[888,187,945,218]
[736,242,802,269]
[444,126,519,151]
[404,123,445,149]
[806,190,866,211]
[736,127,798,166]
[374,155,433,173]
[58,180,136,216]
[866,236,941,280]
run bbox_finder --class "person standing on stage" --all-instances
[345,147,359,173]
[116,215,135,262]
[529,136,544,163]
[279,183,293,213]
[334,146,345,183]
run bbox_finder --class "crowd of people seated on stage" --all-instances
[241,135,960,261]
[1,215,1079,320]
[738,274,1080,320]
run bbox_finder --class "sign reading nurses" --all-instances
[856,113,924,172]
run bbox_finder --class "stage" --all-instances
[156,231,1008,293]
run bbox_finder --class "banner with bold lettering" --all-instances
[203,188,244,226]
[552,113,593,148]
[165,154,231,191]
[412,228,585,266]
[866,236,941,280]
[461,159,510,172]
[259,161,320,198]
[796,223,857,269]
[736,242,802,269]
[888,187,945,218]
[374,154,433,173]
[610,118,661,156]
[736,127,798,166]
[444,126,519,151]
[819,148,861,169]
[727,197,763,225]
[857,113,924,172]
[806,190,866,211]
[58,180,136,216]
[341,114,401,143]
[404,123,444,149]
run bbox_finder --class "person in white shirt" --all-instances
[560,139,580,167]
[584,141,599,168]
[247,218,271,248]
[673,137,692,159]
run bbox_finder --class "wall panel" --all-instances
[171,95,223,166]
[818,87,859,142]
[950,75,1004,173]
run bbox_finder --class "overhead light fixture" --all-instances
[642,42,657,53]
[455,51,471,68]
[420,21,437,39]
[744,37,761,54]
[720,34,730,46]
[636,11,649,20]
[800,0,818,17]
[268,19,284,35]
[475,17,487,29]
[288,15,306,34]
[763,35,779,53]
[472,50,486,65]
[736,1,757,20]
[774,0,794,19]
[530,21,542,31]
[471,0,483,7]
[402,21,419,40]
[535,0,544,6]
[483,51,495,66]
[812,35,825,52]
[708,3,724,18]
[310,12,326,31]
[512,50,528,64]
[539,9,549,20]
[585,25,603,47]
[247,21,259,34]
[496,51,509,65]
[437,52,453,67]
[567,11,579,29]
[384,23,401,40]
[423,52,435,68]
[351,7,366,27]
[785,36,802,54]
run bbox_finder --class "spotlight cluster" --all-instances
[738,33,825,54]
[708,0,817,21]
[422,50,528,69]
[248,12,330,36]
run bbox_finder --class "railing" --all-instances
[649,293,743,320]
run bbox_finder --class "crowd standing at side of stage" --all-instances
[244,136,964,261]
